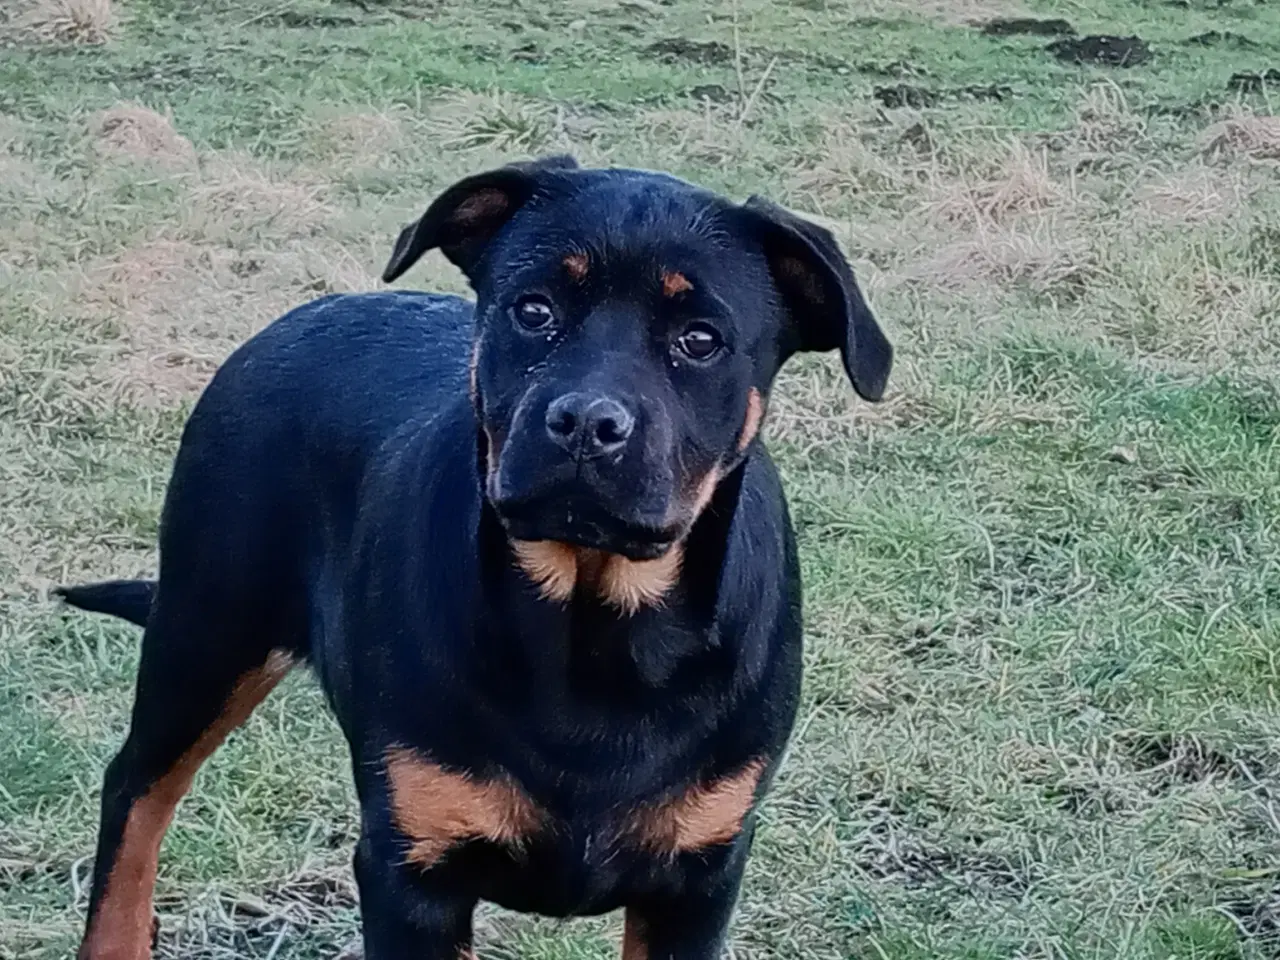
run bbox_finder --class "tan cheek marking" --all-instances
[598,545,684,615]
[468,343,480,407]
[80,652,295,960]
[661,271,693,298]
[623,760,765,856]
[482,425,500,496]
[511,540,578,603]
[563,252,589,281]
[622,911,648,960]
[738,387,764,453]
[384,748,542,870]
[690,466,721,521]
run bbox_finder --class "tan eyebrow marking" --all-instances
[662,271,693,297]
[563,252,589,281]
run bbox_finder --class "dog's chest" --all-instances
[384,748,763,913]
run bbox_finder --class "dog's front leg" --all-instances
[353,833,476,960]
[621,845,751,960]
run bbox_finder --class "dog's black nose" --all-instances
[545,392,635,460]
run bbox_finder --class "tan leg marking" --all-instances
[384,747,543,869]
[737,387,764,453]
[623,760,765,856]
[79,651,295,960]
[622,910,648,960]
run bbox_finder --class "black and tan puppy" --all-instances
[59,155,892,960]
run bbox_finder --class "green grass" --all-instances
[2,0,1279,957]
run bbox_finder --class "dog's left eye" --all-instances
[513,296,557,331]
[675,323,724,362]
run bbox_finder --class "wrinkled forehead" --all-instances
[483,172,764,296]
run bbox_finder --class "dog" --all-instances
[58,154,892,960]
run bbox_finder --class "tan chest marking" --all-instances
[511,540,683,615]
[384,748,543,869]
[623,760,765,856]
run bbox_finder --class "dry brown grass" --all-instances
[76,239,241,405]
[1134,167,1246,223]
[20,0,114,44]
[75,232,386,407]
[923,139,1067,226]
[842,0,1025,25]
[1072,81,1146,154]
[909,216,1094,294]
[310,108,406,165]
[183,154,331,241]
[89,103,196,168]
[424,90,555,154]
[1199,109,1280,163]
[790,121,912,214]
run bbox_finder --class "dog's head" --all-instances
[383,155,891,565]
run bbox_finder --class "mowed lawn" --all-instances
[2,0,1279,957]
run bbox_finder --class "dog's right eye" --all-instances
[512,296,556,332]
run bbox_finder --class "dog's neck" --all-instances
[470,460,749,695]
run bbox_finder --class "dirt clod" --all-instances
[1048,35,1152,68]
[645,37,732,64]
[874,83,1012,108]
[1187,30,1255,48]
[1228,70,1280,93]
[981,17,1075,37]
[874,84,939,108]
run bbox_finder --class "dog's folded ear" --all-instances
[741,197,893,402]
[382,155,580,283]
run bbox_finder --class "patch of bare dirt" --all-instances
[89,104,196,168]
[1047,35,1151,67]
[980,16,1074,37]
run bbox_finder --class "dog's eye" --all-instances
[675,323,723,362]
[512,296,556,331]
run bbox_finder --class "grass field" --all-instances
[2,0,1279,957]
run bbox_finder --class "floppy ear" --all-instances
[381,154,580,283]
[741,196,893,402]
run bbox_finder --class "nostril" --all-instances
[548,409,577,439]
[596,419,622,450]
[595,416,626,447]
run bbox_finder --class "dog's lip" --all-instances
[491,494,679,562]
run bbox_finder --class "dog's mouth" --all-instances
[491,492,679,562]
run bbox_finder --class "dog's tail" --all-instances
[56,579,157,628]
